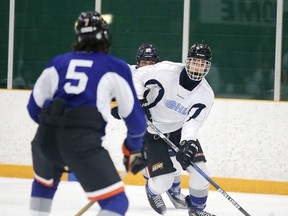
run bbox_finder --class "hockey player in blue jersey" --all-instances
[27,11,147,216]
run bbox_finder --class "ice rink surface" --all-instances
[0,177,287,216]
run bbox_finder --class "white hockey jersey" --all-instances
[129,64,137,73]
[133,61,214,142]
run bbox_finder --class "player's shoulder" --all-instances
[158,60,184,67]
[199,78,215,99]
[135,60,184,74]
[45,51,75,69]
[128,64,137,73]
[154,61,185,71]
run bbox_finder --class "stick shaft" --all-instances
[75,201,96,216]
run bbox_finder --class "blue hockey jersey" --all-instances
[27,51,146,151]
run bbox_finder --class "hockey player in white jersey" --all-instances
[135,43,188,209]
[112,43,188,210]
[133,43,215,216]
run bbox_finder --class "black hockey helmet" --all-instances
[136,44,160,66]
[185,43,212,81]
[74,11,111,52]
[187,43,212,61]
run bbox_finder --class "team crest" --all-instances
[145,48,152,53]
[152,162,164,171]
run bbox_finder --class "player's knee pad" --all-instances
[170,156,182,180]
[148,172,174,194]
[188,161,209,190]
[186,162,209,210]
[141,168,148,180]
[98,191,128,216]
[187,162,209,202]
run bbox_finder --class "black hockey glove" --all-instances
[110,98,121,119]
[176,140,198,170]
[122,142,148,175]
[140,98,152,122]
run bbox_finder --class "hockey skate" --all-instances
[166,188,188,209]
[185,196,216,216]
[145,183,167,215]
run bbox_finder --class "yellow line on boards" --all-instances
[180,175,288,195]
[0,164,68,181]
[1,164,287,195]
[123,172,288,195]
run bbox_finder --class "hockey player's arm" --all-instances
[178,95,214,168]
[181,94,214,142]
[110,98,121,119]
[119,89,148,175]
[132,67,155,121]
[27,66,58,123]
[110,64,148,174]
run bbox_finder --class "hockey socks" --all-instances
[185,195,216,216]
[30,180,59,215]
[97,191,128,216]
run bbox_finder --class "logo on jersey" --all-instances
[164,99,188,115]
[152,162,164,171]
[145,48,152,53]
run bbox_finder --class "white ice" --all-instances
[0,177,287,216]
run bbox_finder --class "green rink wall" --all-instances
[1,0,288,100]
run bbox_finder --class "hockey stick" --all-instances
[147,121,252,216]
[75,171,127,216]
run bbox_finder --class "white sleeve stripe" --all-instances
[97,72,135,121]
[33,66,59,108]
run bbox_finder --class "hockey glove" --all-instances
[140,98,152,122]
[176,140,198,170]
[122,142,148,175]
